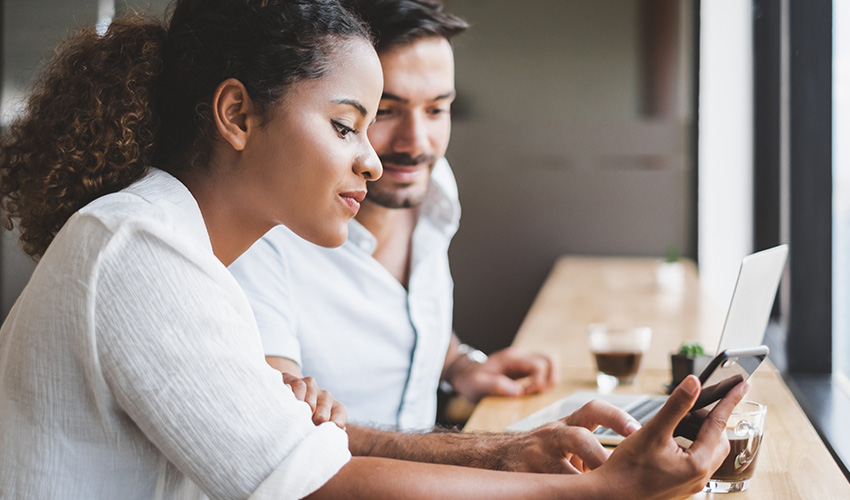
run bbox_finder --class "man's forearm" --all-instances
[347,424,517,470]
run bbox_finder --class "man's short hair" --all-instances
[342,0,468,53]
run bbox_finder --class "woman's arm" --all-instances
[306,456,596,500]
[310,376,747,500]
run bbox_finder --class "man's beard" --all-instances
[365,188,419,209]
[366,152,436,209]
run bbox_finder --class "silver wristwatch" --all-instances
[456,343,488,364]
[440,343,488,393]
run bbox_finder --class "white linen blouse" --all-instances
[0,169,350,500]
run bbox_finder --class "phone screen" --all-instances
[674,346,768,440]
[693,346,769,410]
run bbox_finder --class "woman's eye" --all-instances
[332,120,355,138]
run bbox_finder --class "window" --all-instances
[755,0,850,479]
[835,0,850,391]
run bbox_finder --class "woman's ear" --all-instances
[212,78,256,151]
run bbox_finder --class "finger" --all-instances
[521,357,552,394]
[312,391,334,425]
[688,381,750,461]
[641,375,701,439]
[673,408,710,441]
[568,454,584,473]
[302,376,319,411]
[330,400,348,429]
[568,453,594,474]
[491,348,539,378]
[282,374,307,402]
[565,399,641,437]
[553,426,611,470]
[563,456,584,475]
[547,353,561,387]
[490,352,549,394]
[487,375,525,397]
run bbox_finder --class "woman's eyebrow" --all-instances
[332,98,368,117]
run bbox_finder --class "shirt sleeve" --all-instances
[93,221,348,500]
[229,229,303,367]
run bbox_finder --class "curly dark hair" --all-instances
[0,0,369,259]
[0,18,164,259]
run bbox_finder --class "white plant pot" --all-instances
[656,260,685,292]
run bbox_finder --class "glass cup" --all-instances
[587,324,652,391]
[704,401,767,493]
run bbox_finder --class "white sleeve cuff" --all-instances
[249,422,351,500]
[260,331,304,368]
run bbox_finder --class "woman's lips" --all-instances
[339,190,367,215]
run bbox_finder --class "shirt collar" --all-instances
[420,157,461,238]
[127,168,213,253]
[346,157,460,252]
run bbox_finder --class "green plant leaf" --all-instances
[677,342,705,357]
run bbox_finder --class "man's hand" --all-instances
[281,372,348,429]
[497,399,641,473]
[593,375,749,500]
[451,347,558,403]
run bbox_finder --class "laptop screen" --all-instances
[713,244,788,354]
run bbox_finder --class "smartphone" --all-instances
[673,345,769,440]
[692,345,769,410]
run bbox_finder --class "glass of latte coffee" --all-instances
[705,401,767,493]
[587,324,652,392]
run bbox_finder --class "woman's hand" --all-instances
[281,372,348,429]
[592,375,749,500]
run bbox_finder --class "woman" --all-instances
[0,1,745,499]
[0,1,378,497]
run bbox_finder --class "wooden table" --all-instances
[465,256,850,499]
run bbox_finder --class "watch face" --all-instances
[467,349,488,364]
[458,343,487,364]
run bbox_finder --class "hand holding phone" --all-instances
[673,345,768,440]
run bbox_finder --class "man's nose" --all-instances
[392,112,430,157]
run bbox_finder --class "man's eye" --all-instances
[376,109,392,118]
[429,107,450,116]
[332,120,355,137]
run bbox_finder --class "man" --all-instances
[230,0,556,431]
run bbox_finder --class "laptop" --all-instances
[504,244,789,443]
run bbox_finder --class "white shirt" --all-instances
[230,159,460,429]
[0,169,350,500]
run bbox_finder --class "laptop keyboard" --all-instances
[592,397,665,438]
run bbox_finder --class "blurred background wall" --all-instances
[442,0,696,352]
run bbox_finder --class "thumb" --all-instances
[642,375,700,438]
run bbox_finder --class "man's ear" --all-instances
[212,78,257,152]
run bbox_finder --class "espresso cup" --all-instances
[704,401,767,493]
[587,324,652,391]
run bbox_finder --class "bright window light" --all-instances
[834,0,850,385]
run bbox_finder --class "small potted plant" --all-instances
[669,341,712,391]
[656,244,685,292]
